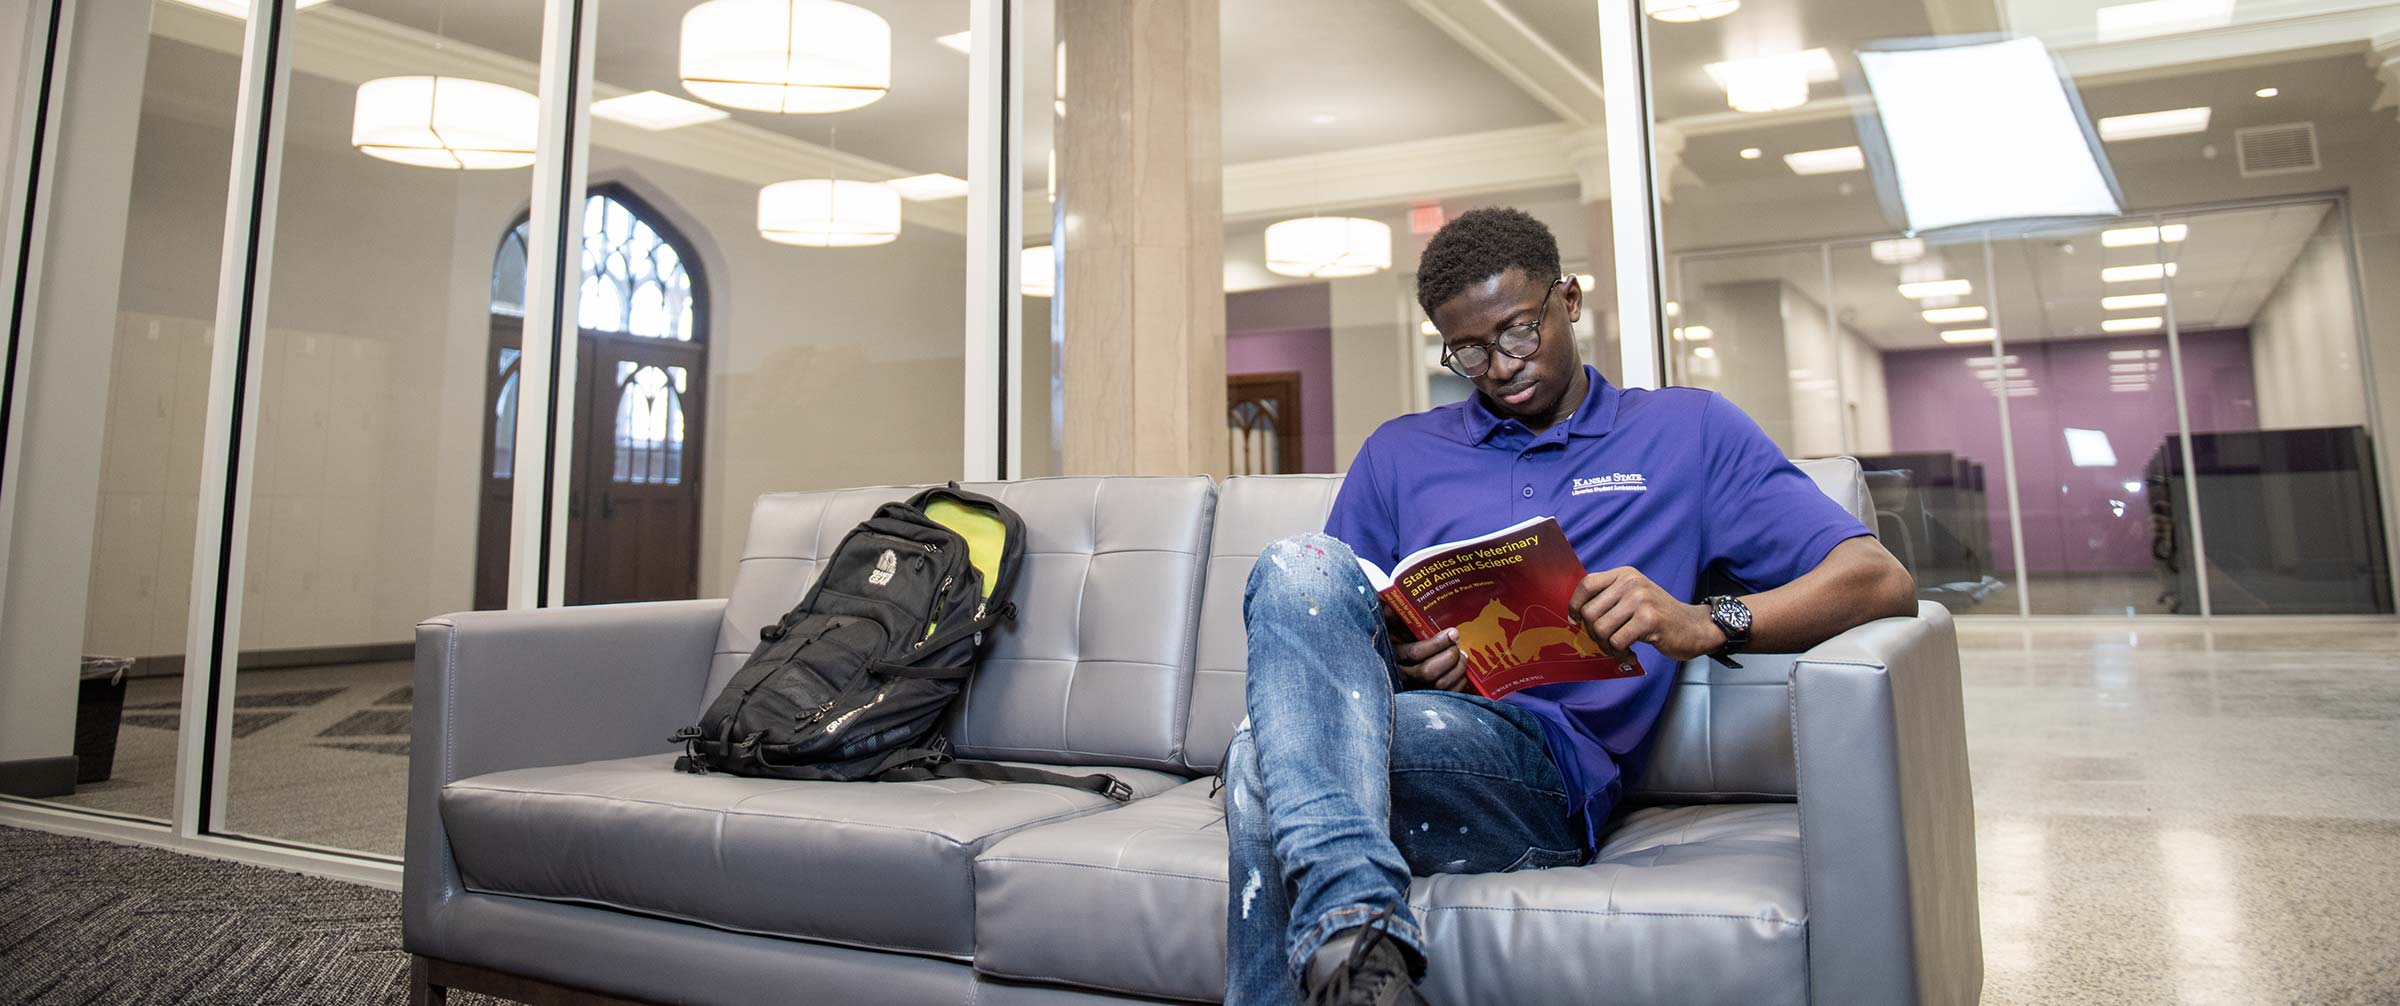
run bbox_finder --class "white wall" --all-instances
[2248,209,2369,431]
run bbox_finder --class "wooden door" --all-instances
[1228,372,1302,475]
[566,332,705,605]
[472,320,522,610]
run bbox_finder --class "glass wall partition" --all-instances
[1644,0,2399,617]
[577,0,973,607]
[0,0,237,820]
[1213,0,1615,476]
[218,0,543,857]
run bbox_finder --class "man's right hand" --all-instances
[1394,627,1476,694]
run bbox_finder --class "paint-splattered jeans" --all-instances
[1223,532,1585,1005]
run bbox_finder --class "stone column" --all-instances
[1056,0,1226,477]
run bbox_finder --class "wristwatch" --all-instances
[1703,595,1751,668]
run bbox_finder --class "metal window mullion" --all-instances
[508,0,593,609]
[174,0,293,838]
[0,0,74,665]
[2157,215,2212,618]
[1982,238,2034,619]
[1595,0,1663,390]
[964,0,1019,481]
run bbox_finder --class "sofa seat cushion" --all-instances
[440,753,1184,959]
[1413,803,1808,1006]
[976,795,1803,1004]
[975,779,1230,1001]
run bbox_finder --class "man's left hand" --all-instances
[1569,567,1726,663]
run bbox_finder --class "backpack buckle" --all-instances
[1102,778,1135,802]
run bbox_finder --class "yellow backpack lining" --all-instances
[922,498,1008,637]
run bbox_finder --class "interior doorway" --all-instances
[474,187,708,608]
[1227,371,1302,475]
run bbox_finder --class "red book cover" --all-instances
[1355,516,1644,700]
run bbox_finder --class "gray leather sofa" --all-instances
[406,462,1981,1005]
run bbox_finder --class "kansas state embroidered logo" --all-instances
[868,549,898,587]
[1572,473,1647,496]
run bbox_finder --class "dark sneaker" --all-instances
[1302,905,1430,1006]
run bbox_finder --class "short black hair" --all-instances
[1415,207,1560,317]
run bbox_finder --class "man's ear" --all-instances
[1562,275,1583,323]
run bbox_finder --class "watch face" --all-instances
[1716,598,1751,633]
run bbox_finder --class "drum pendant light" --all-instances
[757,178,901,247]
[1264,216,1392,278]
[351,76,538,170]
[681,0,892,114]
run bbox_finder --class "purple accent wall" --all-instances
[1228,327,1336,473]
[1882,329,2258,574]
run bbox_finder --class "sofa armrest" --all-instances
[1792,601,1981,1006]
[404,598,726,955]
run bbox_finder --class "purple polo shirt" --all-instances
[1325,366,1870,846]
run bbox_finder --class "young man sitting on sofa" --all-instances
[1221,207,1918,1006]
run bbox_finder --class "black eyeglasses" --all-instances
[1438,276,1567,379]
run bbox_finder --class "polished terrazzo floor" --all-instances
[1958,619,2400,1005]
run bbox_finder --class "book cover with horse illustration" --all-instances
[1354,516,1645,699]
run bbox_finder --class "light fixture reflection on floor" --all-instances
[352,76,538,170]
[681,0,891,114]
[1264,216,1392,278]
[757,179,901,246]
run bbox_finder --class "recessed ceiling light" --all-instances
[2102,292,2167,310]
[1645,0,1741,23]
[1940,328,1996,344]
[1870,238,1925,263]
[1420,319,1439,337]
[2254,86,2279,98]
[935,31,972,54]
[1739,147,1763,160]
[1783,146,1864,175]
[2101,223,2188,247]
[165,0,332,17]
[2102,262,2179,282]
[1309,112,1339,125]
[592,91,731,131]
[2097,106,2211,141]
[1575,273,1597,291]
[2102,316,2162,332]
[1898,279,1972,299]
[1683,325,1714,341]
[885,173,972,201]
[1691,345,1718,359]
[1923,305,1988,323]
[1705,49,1837,114]
[1664,300,1681,317]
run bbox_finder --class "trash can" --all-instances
[74,656,134,785]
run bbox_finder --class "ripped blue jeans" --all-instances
[1223,533,1584,1005]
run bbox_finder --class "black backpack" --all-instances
[672,484,1131,801]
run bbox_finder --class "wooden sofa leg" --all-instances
[410,955,448,1006]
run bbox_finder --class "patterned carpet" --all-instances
[0,825,507,1006]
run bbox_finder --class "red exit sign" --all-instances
[1409,203,1445,235]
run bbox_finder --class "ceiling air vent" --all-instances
[2235,122,2319,177]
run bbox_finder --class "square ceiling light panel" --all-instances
[593,91,730,131]
[167,0,332,17]
[1854,35,2122,235]
[2097,106,2211,141]
[886,173,971,201]
[1784,145,1865,175]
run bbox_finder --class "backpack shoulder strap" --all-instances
[865,743,1134,802]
